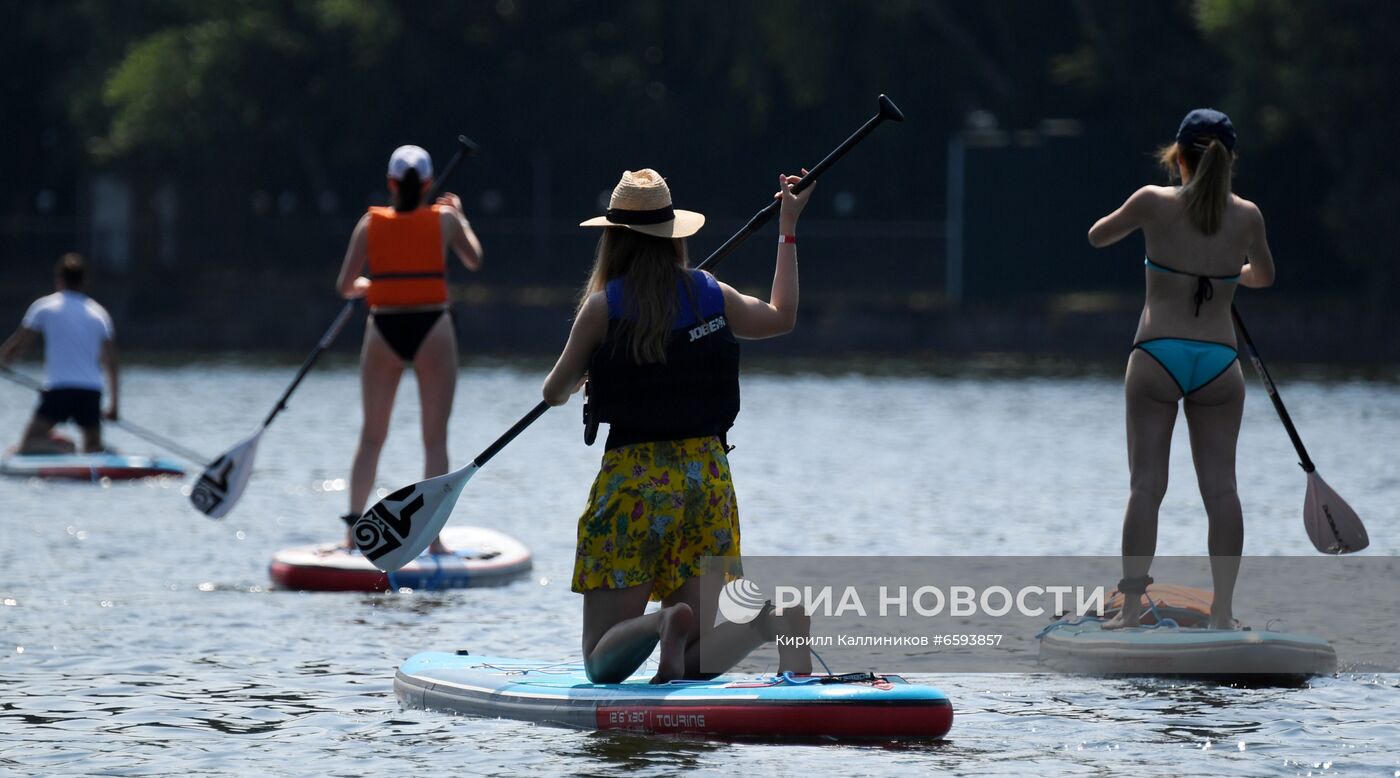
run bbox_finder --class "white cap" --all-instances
[387,145,433,180]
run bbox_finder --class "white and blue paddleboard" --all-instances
[0,452,185,481]
[1038,618,1337,681]
[395,652,954,739]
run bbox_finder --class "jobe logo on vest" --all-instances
[688,316,728,342]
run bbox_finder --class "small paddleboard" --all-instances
[1038,584,1337,681]
[269,526,532,592]
[395,652,954,739]
[0,452,185,480]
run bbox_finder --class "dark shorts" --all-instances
[36,388,102,428]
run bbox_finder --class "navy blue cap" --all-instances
[1176,108,1236,151]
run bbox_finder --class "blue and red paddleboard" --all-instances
[395,652,953,739]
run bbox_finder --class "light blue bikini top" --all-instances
[1145,256,1241,316]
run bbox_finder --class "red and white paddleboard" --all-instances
[0,452,185,481]
[269,525,532,592]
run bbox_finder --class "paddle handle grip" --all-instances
[427,135,478,201]
[698,94,904,273]
[1232,305,1315,473]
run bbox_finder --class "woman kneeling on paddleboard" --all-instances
[336,145,483,553]
[1088,109,1276,629]
[543,169,811,683]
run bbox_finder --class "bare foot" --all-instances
[320,542,349,556]
[427,535,452,555]
[650,603,694,684]
[339,514,360,552]
[1101,598,1144,630]
[1208,606,1236,630]
[773,609,813,674]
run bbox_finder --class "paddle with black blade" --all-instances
[0,364,208,463]
[191,135,479,519]
[1232,304,1369,553]
[355,95,906,571]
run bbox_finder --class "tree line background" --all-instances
[2,1,1396,354]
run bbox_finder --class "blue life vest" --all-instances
[587,269,741,450]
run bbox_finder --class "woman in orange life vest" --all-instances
[335,145,483,552]
[542,169,813,684]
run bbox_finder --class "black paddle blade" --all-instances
[457,135,480,156]
[189,432,260,519]
[878,94,905,123]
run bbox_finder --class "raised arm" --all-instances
[437,194,483,271]
[542,292,608,406]
[1238,203,1276,288]
[335,214,371,299]
[719,171,812,340]
[1088,186,1158,248]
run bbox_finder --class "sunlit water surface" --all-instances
[2,358,1398,776]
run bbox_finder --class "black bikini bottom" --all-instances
[372,310,446,362]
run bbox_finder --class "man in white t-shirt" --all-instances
[1,253,120,453]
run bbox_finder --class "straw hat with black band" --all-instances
[580,169,705,238]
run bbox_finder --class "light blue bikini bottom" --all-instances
[1133,338,1239,395]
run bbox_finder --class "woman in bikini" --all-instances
[542,168,812,683]
[335,145,483,552]
[1088,109,1276,629]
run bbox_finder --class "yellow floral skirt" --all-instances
[573,435,741,601]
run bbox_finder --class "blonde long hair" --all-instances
[580,228,694,365]
[1158,138,1234,235]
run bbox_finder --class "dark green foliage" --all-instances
[4,1,1397,298]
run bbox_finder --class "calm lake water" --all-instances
[2,357,1398,776]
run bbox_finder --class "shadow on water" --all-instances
[1031,675,1322,746]
[572,727,957,770]
[352,592,462,618]
[575,731,722,771]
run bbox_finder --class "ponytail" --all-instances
[392,169,422,212]
[1158,138,1233,235]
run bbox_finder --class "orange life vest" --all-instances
[365,205,447,308]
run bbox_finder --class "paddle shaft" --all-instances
[260,135,479,430]
[0,364,208,463]
[699,98,903,272]
[261,300,356,428]
[1232,304,1315,473]
[475,400,550,469]
[428,136,478,201]
[109,417,208,464]
[0,363,46,395]
[507,96,903,461]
